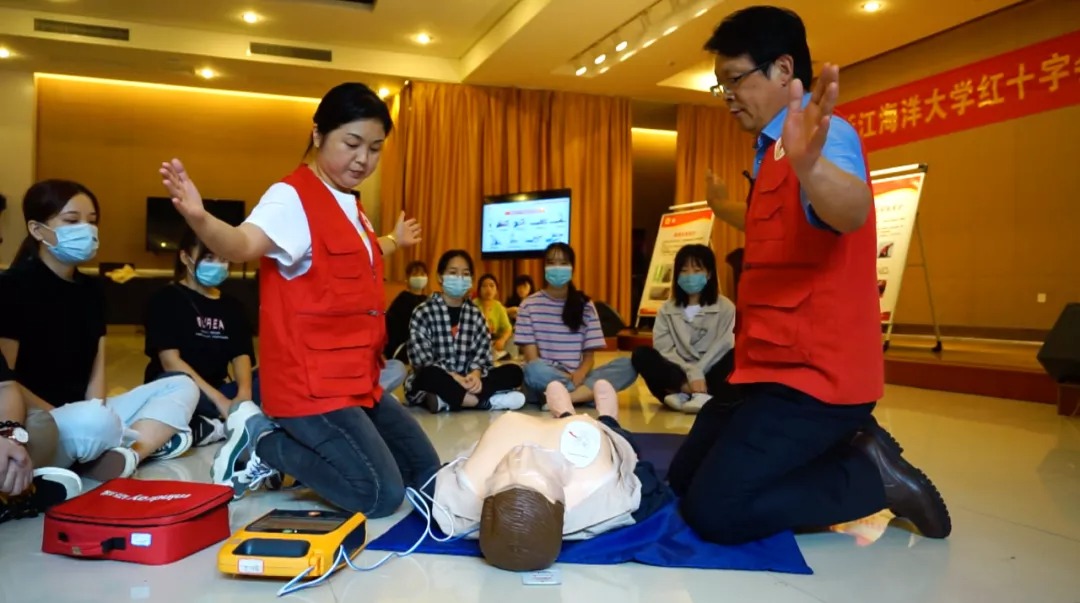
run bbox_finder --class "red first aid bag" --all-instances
[42,478,233,565]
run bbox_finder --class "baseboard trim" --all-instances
[887,324,1048,343]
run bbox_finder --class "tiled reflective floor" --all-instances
[1,337,1078,603]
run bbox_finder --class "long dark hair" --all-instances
[173,227,211,282]
[437,249,475,275]
[13,179,99,267]
[543,243,590,332]
[304,83,394,157]
[672,244,719,308]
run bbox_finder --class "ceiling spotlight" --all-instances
[620,50,636,62]
[0,48,10,59]
[642,38,657,48]
[575,66,587,76]
[615,40,628,52]
[196,67,217,79]
[663,25,678,36]
[861,1,882,11]
[598,66,610,74]
[414,32,432,45]
[377,87,390,99]
[594,54,607,65]
[241,11,260,24]
[694,8,708,18]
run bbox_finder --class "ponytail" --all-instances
[12,235,39,268]
[561,281,591,332]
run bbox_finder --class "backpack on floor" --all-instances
[42,478,232,565]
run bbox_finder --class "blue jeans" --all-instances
[522,357,638,402]
[255,394,442,518]
[380,359,408,393]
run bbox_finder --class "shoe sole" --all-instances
[82,450,130,481]
[870,424,951,538]
[210,422,252,500]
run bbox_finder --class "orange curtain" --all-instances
[380,81,633,319]
[674,104,755,299]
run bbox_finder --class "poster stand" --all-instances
[634,202,715,329]
[871,164,942,352]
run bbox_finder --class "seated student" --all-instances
[504,274,535,322]
[431,379,672,571]
[144,229,257,447]
[384,260,429,363]
[406,251,526,414]
[476,274,514,360]
[631,244,738,414]
[516,243,636,405]
[0,180,199,481]
[0,192,81,524]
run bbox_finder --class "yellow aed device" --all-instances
[218,509,367,579]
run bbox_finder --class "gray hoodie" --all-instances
[652,296,736,382]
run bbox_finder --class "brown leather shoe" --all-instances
[853,421,952,539]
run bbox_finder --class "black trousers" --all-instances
[631,347,740,405]
[668,383,886,545]
[411,364,524,410]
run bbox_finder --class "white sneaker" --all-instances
[663,393,690,411]
[212,401,279,500]
[193,416,227,447]
[82,447,140,481]
[682,393,713,414]
[32,467,82,500]
[149,432,194,460]
[487,391,526,411]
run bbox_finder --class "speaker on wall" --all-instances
[1038,303,1080,384]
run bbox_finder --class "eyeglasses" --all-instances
[710,61,772,97]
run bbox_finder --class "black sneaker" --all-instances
[0,469,82,525]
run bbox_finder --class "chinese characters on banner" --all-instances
[637,208,715,319]
[836,29,1080,152]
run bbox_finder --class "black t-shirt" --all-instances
[0,354,14,383]
[447,306,463,328]
[0,258,106,406]
[384,291,428,358]
[144,284,255,387]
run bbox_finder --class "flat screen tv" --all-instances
[481,188,571,260]
[146,197,246,252]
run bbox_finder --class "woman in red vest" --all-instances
[158,83,441,518]
[672,7,950,544]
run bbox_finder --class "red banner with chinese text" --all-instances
[836,29,1080,152]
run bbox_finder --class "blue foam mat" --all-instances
[368,431,811,574]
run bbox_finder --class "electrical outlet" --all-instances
[1037,293,1047,304]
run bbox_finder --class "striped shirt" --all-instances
[514,291,606,372]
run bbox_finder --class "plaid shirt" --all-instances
[405,293,493,401]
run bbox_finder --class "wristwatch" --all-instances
[0,421,29,445]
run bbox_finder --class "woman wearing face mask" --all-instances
[504,274,534,322]
[516,243,637,406]
[631,245,738,414]
[405,251,525,413]
[384,260,429,364]
[0,180,199,480]
[143,228,256,447]
[159,83,441,517]
[476,274,514,360]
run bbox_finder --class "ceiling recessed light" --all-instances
[694,8,708,18]
[598,66,610,74]
[642,38,657,48]
[241,11,260,24]
[663,25,678,36]
[0,48,10,59]
[615,40,628,52]
[196,67,217,79]
[620,50,636,62]
[575,66,587,76]
[594,54,606,65]
[861,1,883,12]
[414,32,432,45]
[377,87,390,99]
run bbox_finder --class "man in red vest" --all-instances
[670,6,951,544]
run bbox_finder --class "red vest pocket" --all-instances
[298,313,377,399]
[323,235,367,280]
[740,283,812,366]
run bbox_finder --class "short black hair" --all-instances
[672,244,719,308]
[704,6,813,90]
[513,274,535,292]
[478,273,498,289]
[405,260,428,276]
[437,249,474,275]
[305,83,393,156]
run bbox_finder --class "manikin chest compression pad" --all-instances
[370,433,812,574]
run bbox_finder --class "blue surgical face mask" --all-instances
[42,223,99,265]
[408,275,429,291]
[677,273,709,295]
[545,265,573,288]
[442,275,472,299]
[195,260,229,287]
